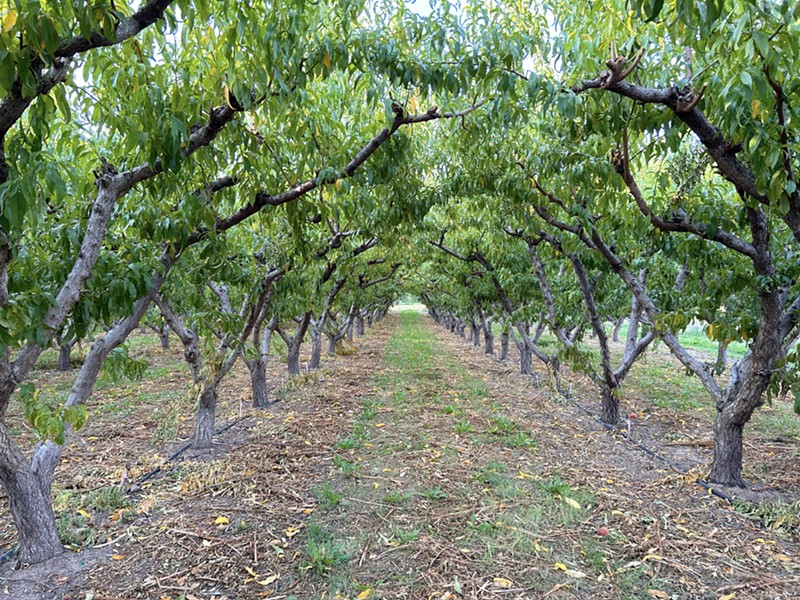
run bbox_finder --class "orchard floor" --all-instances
[1,311,799,599]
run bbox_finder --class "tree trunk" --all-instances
[519,343,532,375]
[287,343,302,376]
[194,384,217,449]
[710,410,745,487]
[715,340,729,374]
[611,316,625,343]
[58,343,72,371]
[248,358,269,408]
[356,315,365,336]
[326,332,336,356]
[500,331,509,361]
[470,322,480,346]
[600,386,619,425]
[309,327,322,371]
[0,426,63,565]
[160,325,169,349]
[483,323,494,355]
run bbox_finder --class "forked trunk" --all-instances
[194,385,217,449]
[0,427,63,565]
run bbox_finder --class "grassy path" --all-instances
[303,311,619,599]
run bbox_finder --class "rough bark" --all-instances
[193,384,217,449]
[600,386,620,426]
[355,314,365,336]
[309,326,323,371]
[58,343,72,371]
[326,332,336,356]
[0,424,63,565]
[248,358,269,408]
[483,325,494,355]
[500,330,509,361]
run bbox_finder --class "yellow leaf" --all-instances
[285,525,301,537]
[772,554,791,562]
[77,509,91,519]
[111,554,125,561]
[563,496,581,510]
[322,52,332,69]
[554,562,567,571]
[243,565,258,577]
[375,423,385,427]
[2,10,17,33]
[257,574,279,585]
[643,554,663,562]
[719,594,736,600]
[492,577,512,588]
[214,516,229,525]
[222,84,233,109]
[515,471,532,479]
[647,591,669,599]
[751,99,761,119]
[356,590,373,599]
[334,179,342,192]
[534,541,548,553]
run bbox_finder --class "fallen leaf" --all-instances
[719,594,736,600]
[564,569,586,578]
[243,565,258,577]
[563,496,581,510]
[214,516,229,525]
[285,525,302,537]
[772,554,791,562]
[643,554,663,562]
[492,577,512,588]
[554,562,567,571]
[647,590,668,599]
[111,554,125,561]
[375,423,385,427]
[257,574,279,585]
[77,509,91,519]
[356,589,373,599]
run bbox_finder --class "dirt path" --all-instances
[6,311,798,599]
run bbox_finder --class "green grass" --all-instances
[300,524,352,575]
